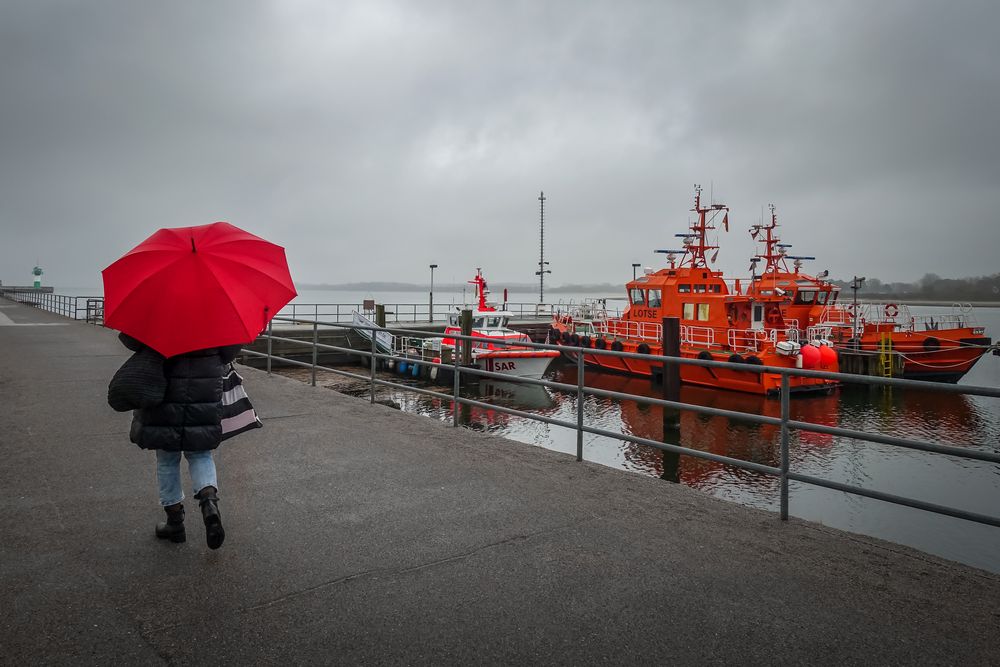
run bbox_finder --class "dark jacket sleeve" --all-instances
[108,347,168,412]
[219,344,244,365]
[118,332,147,353]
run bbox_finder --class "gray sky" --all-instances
[1,0,998,289]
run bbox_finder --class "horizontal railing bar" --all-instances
[583,422,783,477]
[786,419,1000,464]
[787,471,1000,528]
[455,395,782,477]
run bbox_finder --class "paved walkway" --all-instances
[2,299,999,665]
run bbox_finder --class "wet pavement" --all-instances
[2,298,999,665]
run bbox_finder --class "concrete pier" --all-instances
[2,298,999,665]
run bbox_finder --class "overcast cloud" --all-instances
[1,0,998,289]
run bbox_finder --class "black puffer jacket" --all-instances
[111,334,242,452]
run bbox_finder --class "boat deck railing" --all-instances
[821,302,978,333]
[247,315,1000,532]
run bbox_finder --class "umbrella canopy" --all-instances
[102,221,296,358]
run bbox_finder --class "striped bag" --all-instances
[221,363,263,441]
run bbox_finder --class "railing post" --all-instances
[452,337,461,427]
[576,352,584,461]
[311,320,318,387]
[460,310,473,366]
[661,317,682,481]
[780,373,790,520]
[266,319,273,375]
[370,326,377,404]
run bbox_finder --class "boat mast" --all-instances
[751,204,791,275]
[536,191,551,303]
[679,184,728,269]
[469,268,490,311]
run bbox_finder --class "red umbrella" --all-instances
[102,221,296,358]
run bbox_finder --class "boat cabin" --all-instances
[623,267,787,333]
[446,311,511,330]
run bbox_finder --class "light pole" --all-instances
[536,191,551,304]
[632,263,641,281]
[851,276,865,339]
[429,264,438,322]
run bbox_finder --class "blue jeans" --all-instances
[155,450,218,506]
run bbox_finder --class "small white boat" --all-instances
[439,269,559,379]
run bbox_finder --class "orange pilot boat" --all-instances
[744,205,993,382]
[550,187,839,396]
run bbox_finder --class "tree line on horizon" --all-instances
[298,272,1000,301]
[831,273,1000,301]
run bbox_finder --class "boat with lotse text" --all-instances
[550,187,840,396]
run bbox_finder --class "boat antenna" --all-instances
[680,183,728,269]
[535,190,551,304]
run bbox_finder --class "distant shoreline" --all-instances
[34,286,1000,308]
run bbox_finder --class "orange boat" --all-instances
[550,187,839,396]
[744,206,993,382]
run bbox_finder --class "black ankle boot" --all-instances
[195,487,225,550]
[155,503,186,543]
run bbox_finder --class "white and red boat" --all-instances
[438,269,559,379]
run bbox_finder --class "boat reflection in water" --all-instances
[552,365,841,498]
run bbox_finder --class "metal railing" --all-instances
[279,301,560,324]
[7,291,997,530]
[248,316,1000,530]
[0,292,563,327]
[0,290,104,322]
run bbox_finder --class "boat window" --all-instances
[678,284,691,293]
[829,290,839,304]
[630,288,646,305]
[709,284,722,293]
[473,317,485,328]
[647,289,662,308]
[794,290,817,305]
[487,317,500,327]
[816,292,829,305]
[682,303,695,320]
[448,315,458,326]
[697,304,710,321]
[693,284,707,293]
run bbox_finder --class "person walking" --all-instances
[108,332,243,549]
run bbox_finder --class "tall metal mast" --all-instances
[535,191,551,303]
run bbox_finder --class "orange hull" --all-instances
[553,327,836,396]
[828,327,990,381]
